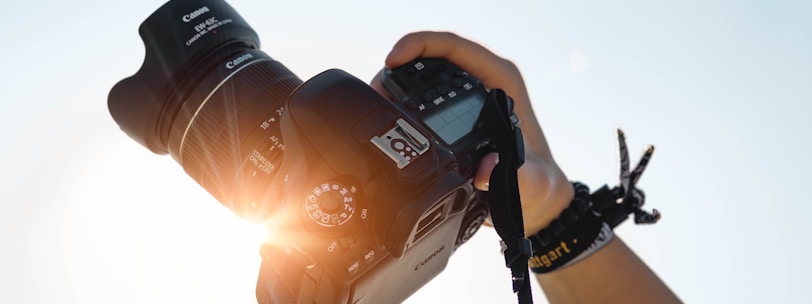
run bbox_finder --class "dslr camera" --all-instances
[108,0,517,302]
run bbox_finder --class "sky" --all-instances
[0,0,810,303]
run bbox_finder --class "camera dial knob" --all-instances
[305,182,357,228]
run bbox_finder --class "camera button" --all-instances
[362,248,375,263]
[339,235,356,248]
[436,86,450,96]
[346,258,360,275]
[451,79,464,88]
[420,92,435,102]
[406,99,421,110]
[420,63,447,81]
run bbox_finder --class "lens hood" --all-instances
[108,0,259,153]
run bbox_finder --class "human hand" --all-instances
[370,31,574,236]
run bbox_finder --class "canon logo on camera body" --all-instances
[226,53,254,69]
[414,245,445,271]
[182,6,210,23]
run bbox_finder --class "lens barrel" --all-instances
[172,52,301,219]
[108,0,302,220]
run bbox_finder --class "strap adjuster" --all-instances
[501,238,533,268]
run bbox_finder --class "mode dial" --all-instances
[305,182,357,227]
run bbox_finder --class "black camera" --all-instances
[108,0,513,302]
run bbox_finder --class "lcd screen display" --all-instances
[422,94,485,144]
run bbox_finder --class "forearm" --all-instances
[518,89,678,303]
[535,237,681,304]
[377,31,679,303]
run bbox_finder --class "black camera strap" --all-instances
[479,89,533,304]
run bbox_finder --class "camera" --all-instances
[108,0,514,302]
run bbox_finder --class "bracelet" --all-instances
[564,222,614,269]
[528,182,608,274]
[526,130,660,273]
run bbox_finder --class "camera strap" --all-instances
[479,89,533,304]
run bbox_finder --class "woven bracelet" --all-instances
[528,182,611,274]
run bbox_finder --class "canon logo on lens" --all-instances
[182,6,210,22]
[226,53,254,69]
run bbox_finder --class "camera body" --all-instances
[255,60,495,303]
[107,1,508,302]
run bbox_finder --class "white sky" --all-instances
[1,0,810,303]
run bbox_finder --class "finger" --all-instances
[384,31,524,94]
[385,31,490,67]
[383,31,554,161]
[474,153,500,191]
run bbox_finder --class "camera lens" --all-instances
[108,0,302,221]
[171,53,302,221]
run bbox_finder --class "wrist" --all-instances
[522,163,573,236]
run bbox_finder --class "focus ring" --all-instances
[176,59,302,211]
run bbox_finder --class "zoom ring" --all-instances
[179,59,303,213]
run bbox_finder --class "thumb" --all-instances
[474,153,499,191]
